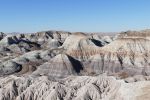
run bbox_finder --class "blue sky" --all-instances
[0,0,150,33]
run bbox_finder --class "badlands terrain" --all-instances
[0,30,150,100]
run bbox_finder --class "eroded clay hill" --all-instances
[0,30,150,100]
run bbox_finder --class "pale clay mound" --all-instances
[0,30,150,100]
[0,75,150,100]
